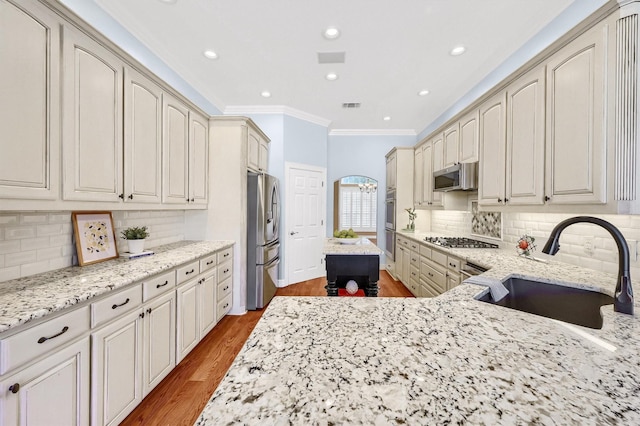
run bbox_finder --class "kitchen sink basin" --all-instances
[476,277,614,329]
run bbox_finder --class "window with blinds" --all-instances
[339,185,377,232]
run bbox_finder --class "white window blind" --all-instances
[339,186,376,232]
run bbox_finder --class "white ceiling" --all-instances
[87,0,582,133]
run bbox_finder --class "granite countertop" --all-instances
[323,237,384,256]
[196,235,640,424]
[0,240,234,334]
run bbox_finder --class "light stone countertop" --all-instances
[0,240,234,334]
[196,232,640,425]
[323,237,384,256]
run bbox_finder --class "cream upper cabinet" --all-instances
[162,94,190,204]
[443,124,459,168]
[413,146,424,206]
[478,92,507,206]
[62,25,124,202]
[0,0,60,201]
[421,143,433,205]
[247,127,269,173]
[430,135,443,206]
[459,110,479,163]
[123,67,163,204]
[545,23,607,205]
[189,111,209,205]
[385,151,397,189]
[505,65,546,205]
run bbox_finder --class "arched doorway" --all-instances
[333,176,378,245]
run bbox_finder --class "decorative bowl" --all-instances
[336,237,360,245]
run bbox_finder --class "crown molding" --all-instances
[329,129,417,136]
[224,105,332,127]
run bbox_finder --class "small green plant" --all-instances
[120,226,149,240]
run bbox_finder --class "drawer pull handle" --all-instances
[9,383,20,394]
[37,326,69,344]
[449,263,455,267]
[206,260,214,265]
[185,269,195,275]
[223,303,229,309]
[223,286,229,291]
[224,253,229,257]
[223,269,229,274]
[156,281,169,289]
[112,298,130,310]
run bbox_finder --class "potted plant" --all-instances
[120,226,150,254]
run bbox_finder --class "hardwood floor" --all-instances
[121,270,411,426]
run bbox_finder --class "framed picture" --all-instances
[72,211,119,266]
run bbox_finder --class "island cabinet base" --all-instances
[325,255,379,297]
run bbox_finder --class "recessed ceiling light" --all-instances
[450,45,466,56]
[203,50,218,60]
[261,91,271,98]
[325,72,338,81]
[383,116,391,121]
[418,89,430,96]
[158,0,177,4]
[323,27,340,40]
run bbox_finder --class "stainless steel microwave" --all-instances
[433,162,478,192]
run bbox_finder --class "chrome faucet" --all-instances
[542,216,633,315]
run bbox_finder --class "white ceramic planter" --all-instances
[127,239,145,254]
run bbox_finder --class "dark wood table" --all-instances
[322,238,383,297]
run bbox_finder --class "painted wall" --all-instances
[327,134,417,262]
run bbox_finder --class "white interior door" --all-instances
[286,163,326,285]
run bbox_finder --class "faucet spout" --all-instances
[542,216,633,315]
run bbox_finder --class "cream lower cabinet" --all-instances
[91,309,143,426]
[142,290,176,397]
[1,337,90,426]
[176,266,216,363]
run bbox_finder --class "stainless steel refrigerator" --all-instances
[247,172,280,310]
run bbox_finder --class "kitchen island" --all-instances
[196,249,640,424]
[322,238,384,297]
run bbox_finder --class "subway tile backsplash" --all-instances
[0,211,187,282]
[432,210,640,279]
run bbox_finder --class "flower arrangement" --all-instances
[405,208,417,230]
[120,226,150,240]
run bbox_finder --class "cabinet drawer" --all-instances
[410,265,420,283]
[142,271,176,302]
[447,256,461,272]
[216,294,232,323]
[419,245,432,258]
[421,260,446,293]
[176,261,199,284]
[91,285,142,329]
[0,305,90,374]
[217,247,233,264]
[430,249,448,267]
[199,254,217,273]
[217,277,232,299]
[218,260,232,283]
[408,240,419,251]
[410,252,420,267]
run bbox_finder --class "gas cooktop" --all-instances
[424,237,499,249]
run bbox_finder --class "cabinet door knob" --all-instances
[191,198,195,202]
[544,195,551,202]
[119,193,124,199]
[497,198,502,203]
[147,308,152,314]
[128,194,134,200]
[139,312,145,319]
[504,198,509,203]
[9,383,20,394]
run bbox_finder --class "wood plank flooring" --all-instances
[121,270,411,426]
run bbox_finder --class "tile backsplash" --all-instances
[0,210,187,282]
[431,210,640,278]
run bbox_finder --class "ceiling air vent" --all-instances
[317,52,346,64]
[342,102,361,109]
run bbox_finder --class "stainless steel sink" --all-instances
[476,277,614,329]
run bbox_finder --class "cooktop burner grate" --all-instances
[424,237,499,249]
